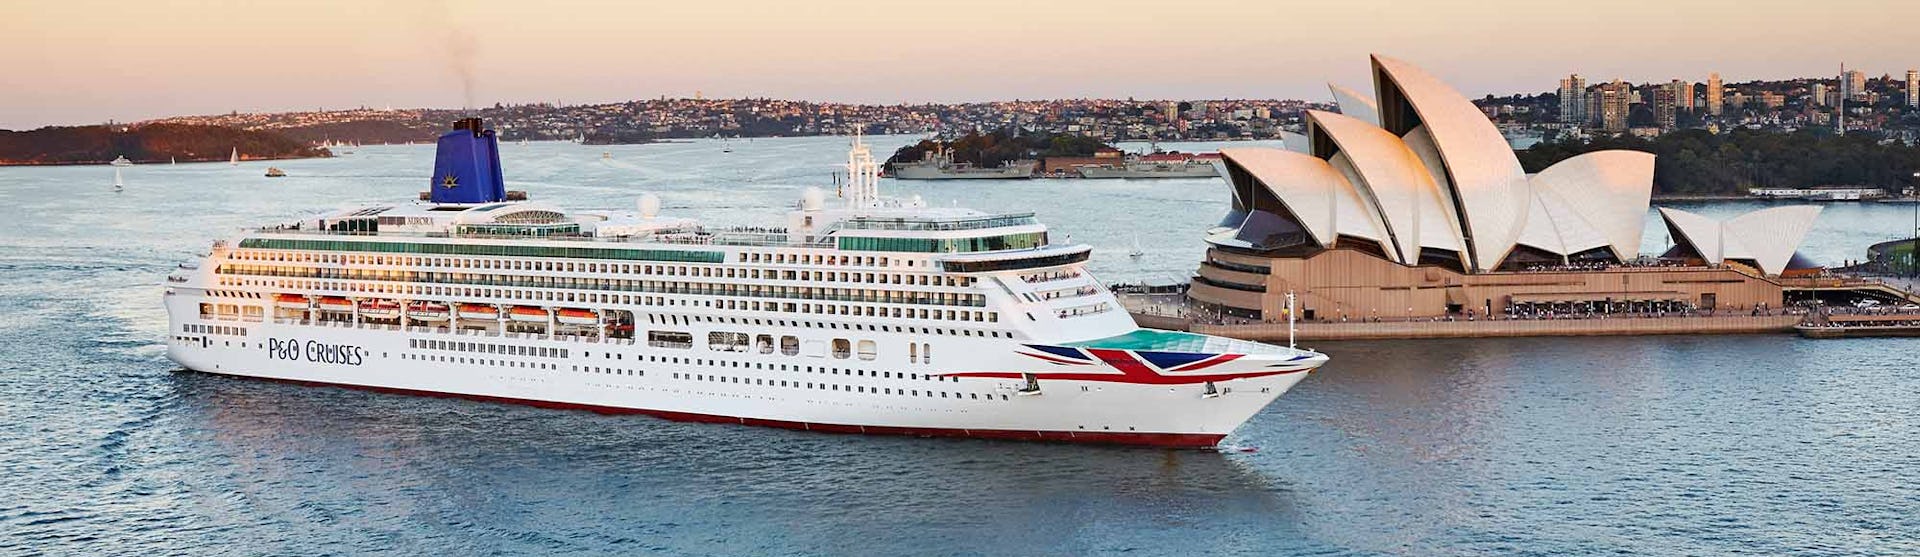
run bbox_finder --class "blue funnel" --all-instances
[429,118,506,204]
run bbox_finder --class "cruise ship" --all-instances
[164,119,1327,448]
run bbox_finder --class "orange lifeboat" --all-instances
[507,306,549,323]
[457,303,499,320]
[555,308,598,326]
[274,293,310,309]
[316,296,354,312]
[358,299,401,319]
[407,302,451,322]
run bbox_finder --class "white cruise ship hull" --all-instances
[166,294,1314,448]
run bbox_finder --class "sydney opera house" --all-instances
[1190,55,1826,321]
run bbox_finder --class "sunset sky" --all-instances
[4,0,1917,129]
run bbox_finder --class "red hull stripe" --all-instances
[187,371,1227,449]
[946,350,1303,384]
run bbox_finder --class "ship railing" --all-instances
[835,213,1038,232]
[251,226,838,249]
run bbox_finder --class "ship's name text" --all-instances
[267,338,366,366]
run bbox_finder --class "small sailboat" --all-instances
[1128,234,1144,258]
[170,156,176,165]
[112,168,124,192]
[229,147,239,166]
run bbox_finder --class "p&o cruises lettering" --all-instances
[267,338,366,366]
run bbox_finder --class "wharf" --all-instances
[1131,311,1799,341]
[1794,313,1920,338]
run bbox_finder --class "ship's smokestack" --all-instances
[429,118,507,204]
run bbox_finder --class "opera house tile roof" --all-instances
[1211,55,1818,277]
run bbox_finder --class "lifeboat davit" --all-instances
[274,293,310,309]
[358,300,401,319]
[555,308,598,326]
[316,296,354,312]
[407,303,451,322]
[457,303,499,320]
[507,306,549,323]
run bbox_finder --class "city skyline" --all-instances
[6,0,1920,129]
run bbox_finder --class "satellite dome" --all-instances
[801,187,826,211]
[638,193,661,219]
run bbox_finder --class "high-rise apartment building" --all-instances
[1706,73,1724,116]
[1907,69,1918,107]
[1596,80,1633,133]
[1653,83,1678,131]
[1811,83,1828,107]
[1672,79,1695,111]
[1842,69,1866,99]
[1558,74,1588,123]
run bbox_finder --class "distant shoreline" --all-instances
[0,154,330,167]
[1650,194,1756,201]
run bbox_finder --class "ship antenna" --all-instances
[845,127,880,209]
[1286,290,1297,349]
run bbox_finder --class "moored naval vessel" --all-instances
[889,147,1037,180]
[1075,152,1222,179]
[163,118,1326,447]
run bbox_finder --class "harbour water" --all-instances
[2,136,1915,555]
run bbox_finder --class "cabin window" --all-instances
[856,340,877,361]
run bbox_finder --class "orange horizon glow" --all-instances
[3,0,1917,128]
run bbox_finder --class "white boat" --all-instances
[110,155,133,167]
[112,168,124,192]
[406,303,451,322]
[163,120,1327,448]
[1128,234,1144,258]
[229,148,239,166]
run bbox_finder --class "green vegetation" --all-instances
[0,123,326,165]
[1517,129,1920,195]
[886,129,1111,169]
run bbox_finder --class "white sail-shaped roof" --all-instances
[1306,110,1464,263]
[1397,126,1469,256]
[1513,186,1611,257]
[1373,54,1531,271]
[1220,148,1385,248]
[1328,84,1380,126]
[1658,206,1822,275]
[1725,206,1823,275]
[1528,151,1656,261]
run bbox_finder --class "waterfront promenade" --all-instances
[1129,310,1800,341]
